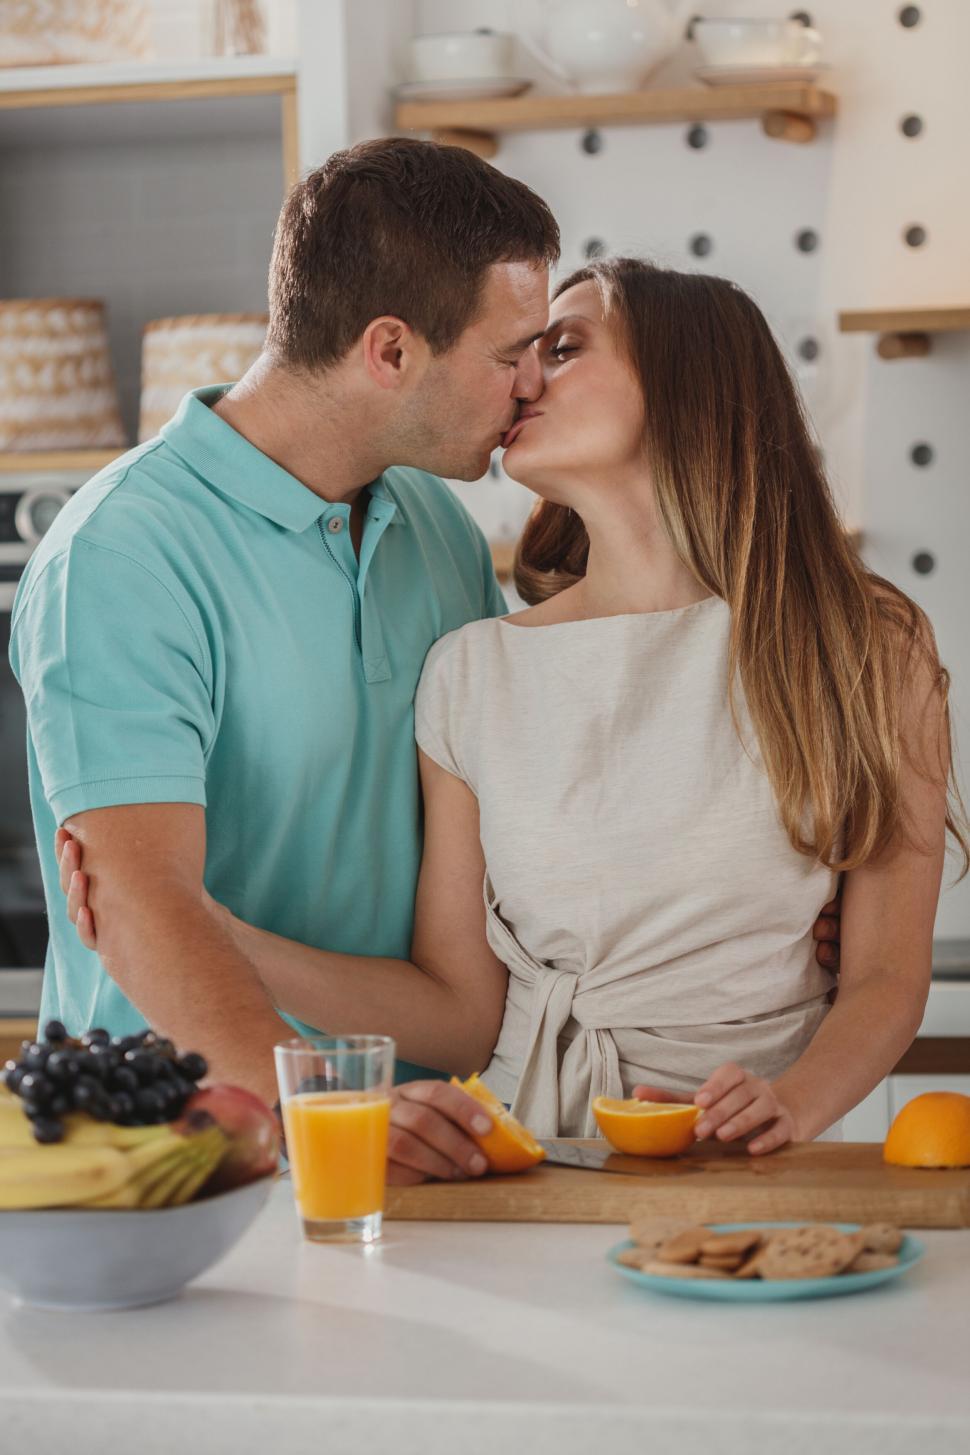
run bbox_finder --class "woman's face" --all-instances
[501,280,646,505]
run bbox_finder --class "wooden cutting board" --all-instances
[385,1139,970,1228]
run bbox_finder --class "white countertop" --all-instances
[1,1182,968,1455]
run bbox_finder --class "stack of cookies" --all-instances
[618,1219,904,1281]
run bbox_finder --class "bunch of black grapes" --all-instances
[2,1020,208,1144]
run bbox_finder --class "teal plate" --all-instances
[607,1222,926,1302]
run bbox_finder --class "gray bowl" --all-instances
[0,1175,273,1312]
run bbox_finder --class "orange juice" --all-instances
[283,1090,391,1221]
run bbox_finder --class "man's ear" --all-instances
[361,315,425,390]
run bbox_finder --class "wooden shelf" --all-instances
[0,450,124,474]
[0,55,296,108]
[396,83,837,157]
[838,307,970,361]
[0,56,300,189]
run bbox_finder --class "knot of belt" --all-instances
[484,875,627,1138]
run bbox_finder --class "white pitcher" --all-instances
[522,0,691,94]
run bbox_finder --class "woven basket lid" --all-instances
[138,312,268,442]
[0,297,126,453]
[0,0,152,68]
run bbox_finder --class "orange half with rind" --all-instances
[592,1095,700,1157]
[450,1073,545,1174]
[883,1091,970,1168]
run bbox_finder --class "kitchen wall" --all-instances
[0,126,283,439]
[378,0,970,937]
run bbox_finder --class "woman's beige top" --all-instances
[415,596,839,1139]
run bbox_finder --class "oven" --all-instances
[0,468,83,1012]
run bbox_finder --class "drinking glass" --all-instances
[274,1035,395,1244]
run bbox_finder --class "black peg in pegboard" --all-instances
[688,233,712,258]
[912,551,935,575]
[686,124,708,150]
[796,228,819,253]
[580,128,603,155]
[797,337,820,363]
[790,10,813,25]
[910,442,934,467]
[583,237,607,259]
[900,114,923,138]
[904,224,927,248]
[898,5,921,28]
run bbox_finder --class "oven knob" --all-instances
[14,488,71,545]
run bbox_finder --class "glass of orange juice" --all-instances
[274,1035,395,1244]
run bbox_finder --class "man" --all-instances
[11,138,557,1184]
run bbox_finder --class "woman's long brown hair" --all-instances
[515,258,968,874]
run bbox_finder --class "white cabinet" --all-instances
[842,1074,970,1143]
[889,1074,970,1118]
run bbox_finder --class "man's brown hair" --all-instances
[267,137,560,370]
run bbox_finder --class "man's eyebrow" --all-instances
[502,329,547,354]
[540,314,591,339]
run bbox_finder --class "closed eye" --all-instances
[548,344,578,360]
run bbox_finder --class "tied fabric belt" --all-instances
[484,875,637,1138]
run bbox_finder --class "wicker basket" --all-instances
[138,313,268,441]
[0,298,126,452]
[0,0,153,67]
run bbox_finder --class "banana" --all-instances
[71,1118,173,1151]
[82,1137,186,1208]
[0,1144,131,1209]
[139,1146,211,1209]
[0,1099,173,1152]
[83,1125,228,1210]
[138,1127,227,1209]
[0,1101,38,1150]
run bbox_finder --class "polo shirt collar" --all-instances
[160,385,404,533]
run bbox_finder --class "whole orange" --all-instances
[883,1091,970,1168]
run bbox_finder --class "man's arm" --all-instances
[215,750,509,1077]
[65,802,288,1106]
[62,753,510,1081]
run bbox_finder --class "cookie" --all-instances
[656,1227,709,1264]
[860,1223,904,1254]
[699,1230,763,1258]
[700,1254,745,1270]
[732,1249,765,1279]
[847,1251,900,1273]
[640,1260,731,1280]
[616,1246,654,1269]
[628,1219,698,1256]
[758,1226,865,1281]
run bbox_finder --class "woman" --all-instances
[61,260,966,1168]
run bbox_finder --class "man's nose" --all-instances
[512,346,544,404]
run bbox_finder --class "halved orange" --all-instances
[450,1073,545,1174]
[883,1091,970,1168]
[592,1095,700,1157]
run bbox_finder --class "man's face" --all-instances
[404,261,550,482]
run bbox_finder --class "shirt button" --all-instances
[327,517,344,534]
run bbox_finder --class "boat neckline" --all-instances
[498,594,724,632]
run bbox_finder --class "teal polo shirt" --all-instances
[10,385,506,1082]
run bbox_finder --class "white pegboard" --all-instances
[403,0,970,931]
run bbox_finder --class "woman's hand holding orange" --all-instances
[633,1062,800,1156]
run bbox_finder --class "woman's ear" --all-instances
[360,315,425,390]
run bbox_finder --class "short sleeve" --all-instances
[414,637,467,784]
[10,539,214,824]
